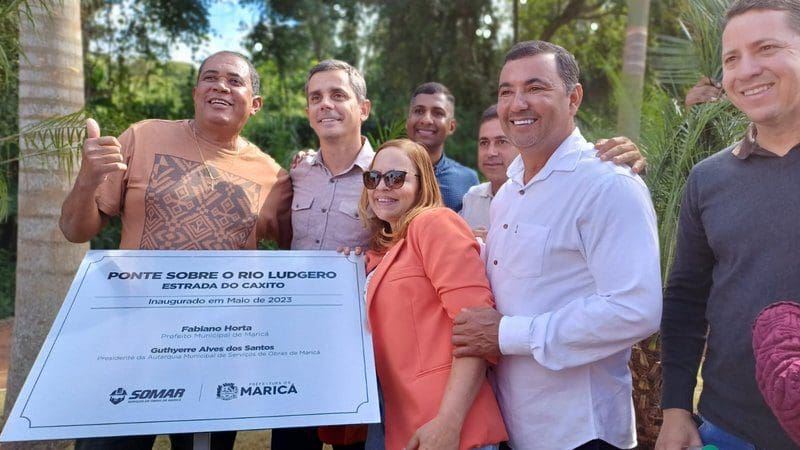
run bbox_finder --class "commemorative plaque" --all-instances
[1,250,379,441]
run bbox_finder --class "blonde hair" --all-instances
[359,139,443,252]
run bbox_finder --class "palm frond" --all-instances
[0,110,86,221]
[0,175,7,219]
[0,1,54,84]
[367,118,406,150]
[650,0,731,87]
[3,110,85,160]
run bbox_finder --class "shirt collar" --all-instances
[475,182,493,198]
[732,124,792,159]
[433,152,451,174]
[507,128,586,187]
[354,137,375,171]
[313,136,376,172]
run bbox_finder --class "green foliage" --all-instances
[640,0,745,278]
[243,0,363,69]
[365,0,499,167]
[86,56,197,135]
[517,1,626,115]
[91,216,122,250]
[243,56,317,165]
[0,0,26,229]
[242,0,502,168]
[0,82,17,221]
[244,113,309,168]
[650,0,731,87]
[82,0,211,62]
[0,248,14,316]
[2,111,86,162]
[366,118,406,151]
[516,0,686,126]
[641,90,746,274]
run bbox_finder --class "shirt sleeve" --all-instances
[260,167,293,249]
[660,170,713,410]
[458,192,468,217]
[407,209,495,318]
[498,174,663,370]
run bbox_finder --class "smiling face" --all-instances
[367,146,420,230]
[477,118,518,183]
[497,53,581,156]
[722,9,800,133]
[193,53,262,134]
[305,69,370,142]
[406,93,457,159]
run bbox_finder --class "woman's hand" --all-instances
[336,246,363,256]
[405,414,460,450]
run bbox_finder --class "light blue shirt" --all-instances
[433,153,478,212]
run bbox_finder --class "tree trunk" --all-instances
[3,1,86,448]
[616,0,650,141]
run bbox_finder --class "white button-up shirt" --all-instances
[486,128,661,450]
[459,181,493,230]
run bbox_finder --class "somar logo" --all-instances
[109,387,127,405]
[129,388,185,401]
[216,383,238,400]
[109,387,185,404]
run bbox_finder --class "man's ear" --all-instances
[447,117,457,136]
[569,83,583,114]
[251,95,263,116]
[360,99,372,122]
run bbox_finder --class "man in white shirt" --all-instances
[459,104,519,238]
[452,40,662,450]
[461,104,646,240]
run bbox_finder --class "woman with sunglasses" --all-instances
[355,139,506,450]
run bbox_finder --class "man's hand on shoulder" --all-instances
[452,307,502,359]
[78,118,126,189]
[655,408,702,450]
[291,148,317,170]
[472,227,488,240]
[685,77,722,108]
[594,136,646,174]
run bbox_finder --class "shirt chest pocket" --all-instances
[291,195,314,240]
[337,200,359,220]
[333,200,363,243]
[501,223,550,278]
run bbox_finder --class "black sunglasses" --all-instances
[362,170,419,190]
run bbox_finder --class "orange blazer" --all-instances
[365,208,507,450]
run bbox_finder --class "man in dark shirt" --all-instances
[657,1,800,449]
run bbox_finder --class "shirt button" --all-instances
[321,208,327,213]
[493,260,498,265]
[315,239,320,244]
[503,224,508,229]
[518,189,525,195]
[329,178,335,183]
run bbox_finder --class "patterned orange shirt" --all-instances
[96,119,292,250]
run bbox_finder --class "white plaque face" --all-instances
[1,250,379,441]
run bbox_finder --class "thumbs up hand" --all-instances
[79,118,127,188]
